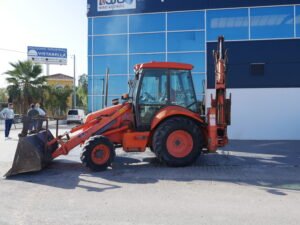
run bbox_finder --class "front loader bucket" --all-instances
[5,130,58,177]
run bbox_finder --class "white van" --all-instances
[67,109,85,124]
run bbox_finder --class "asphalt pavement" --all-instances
[0,126,299,225]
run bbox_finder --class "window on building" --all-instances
[93,35,127,55]
[129,33,165,53]
[93,55,127,75]
[168,11,204,31]
[167,52,205,73]
[88,18,93,36]
[250,6,294,39]
[93,76,105,95]
[93,76,128,96]
[92,95,121,110]
[88,77,92,96]
[93,16,128,35]
[130,13,165,33]
[207,8,249,41]
[88,37,92,55]
[250,63,265,76]
[296,6,300,37]
[168,31,205,52]
[88,96,93,112]
[93,96,103,111]
[88,56,92,75]
[107,76,129,95]
[192,73,206,95]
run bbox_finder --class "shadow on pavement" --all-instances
[4,140,300,194]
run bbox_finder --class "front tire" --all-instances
[153,117,203,167]
[80,136,115,171]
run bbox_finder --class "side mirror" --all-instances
[112,98,119,105]
[121,93,129,101]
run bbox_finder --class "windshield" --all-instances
[135,68,198,112]
[68,110,78,115]
[139,69,168,105]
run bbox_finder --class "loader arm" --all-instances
[51,103,132,158]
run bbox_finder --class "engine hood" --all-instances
[85,104,124,123]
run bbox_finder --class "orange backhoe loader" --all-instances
[5,36,231,177]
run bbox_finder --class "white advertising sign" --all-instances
[27,46,67,65]
[98,0,136,11]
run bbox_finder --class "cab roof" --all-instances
[134,62,193,71]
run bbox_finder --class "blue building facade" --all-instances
[87,0,300,140]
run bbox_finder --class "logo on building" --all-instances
[97,0,136,12]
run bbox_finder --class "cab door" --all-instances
[135,69,168,131]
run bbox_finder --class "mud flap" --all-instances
[5,130,58,177]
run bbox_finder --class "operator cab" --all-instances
[130,62,198,130]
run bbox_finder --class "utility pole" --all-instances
[104,68,109,107]
[100,78,105,108]
[46,63,50,76]
[73,54,76,108]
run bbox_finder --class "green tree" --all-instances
[76,74,88,110]
[0,88,8,103]
[0,88,9,110]
[44,86,72,117]
[4,60,47,114]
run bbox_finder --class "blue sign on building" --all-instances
[27,46,68,65]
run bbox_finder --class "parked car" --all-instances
[66,109,85,124]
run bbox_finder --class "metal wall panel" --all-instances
[207,39,300,89]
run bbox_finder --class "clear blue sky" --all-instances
[0,0,87,87]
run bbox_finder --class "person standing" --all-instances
[0,103,15,140]
[27,103,39,133]
[35,103,46,131]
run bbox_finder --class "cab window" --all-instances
[138,70,167,125]
[139,70,167,105]
[170,70,197,112]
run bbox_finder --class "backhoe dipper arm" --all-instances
[51,103,131,159]
[207,36,231,151]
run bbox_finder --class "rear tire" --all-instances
[153,117,203,167]
[80,136,115,171]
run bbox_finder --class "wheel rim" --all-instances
[166,130,193,158]
[91,144,110,165]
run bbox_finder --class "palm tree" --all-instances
[44,86,73,117]
[4,60,47,114]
